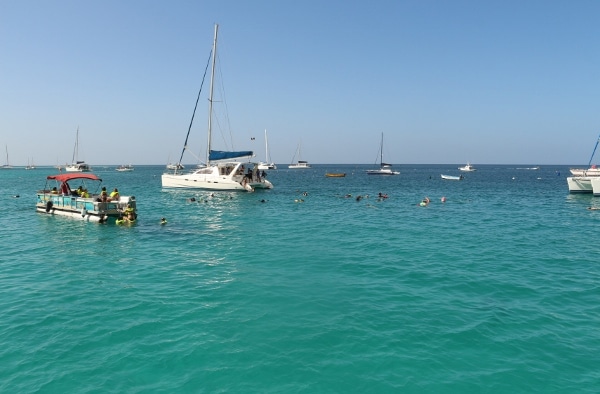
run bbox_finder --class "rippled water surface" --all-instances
[1,164,598,392]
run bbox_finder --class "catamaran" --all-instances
[289,142,310,169]
[570,134,600,176]
[366,133,399,175]
[258,129,276,170]
[161,24,273,192]
[65,127,90,172]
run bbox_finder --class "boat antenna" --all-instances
[177,48,213,166]
[587,133,600,167]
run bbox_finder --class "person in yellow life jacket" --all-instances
[109,188,120,201]
[76,186,83,196]
[124,204,136,221]
[80,189,90,198]
[50,187,58,194]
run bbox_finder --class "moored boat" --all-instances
[2,145,13,169]
[441,174,463,180]
[567,176,593,193]
[36,173,137,223]
[258,129,277,170]
[65,127,90,172]
[325,173,346,177]
[161,24,273,192]
[366,133,399,175]
[116,164,134,172]
[289,142,310,169]
[570,134,600,176]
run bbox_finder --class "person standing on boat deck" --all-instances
[109,188,120,201]
[60,182,70,195]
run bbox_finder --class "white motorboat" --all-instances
[458,162,476,172]
[161,24,273,192]
[116,164,134,172]
[366,133,399,175]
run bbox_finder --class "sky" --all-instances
[2,0,600,166]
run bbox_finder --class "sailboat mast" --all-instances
[265,129,269,162]
[588,133,600,167]
[206,24,218,165]
[72,126,79,163]
[380,132,384,166]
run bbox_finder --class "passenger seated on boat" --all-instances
[81,189,90,198]
[109,188,120,201]
[98,187,108,202]
[50,187,58,194]
[76,186,83,196]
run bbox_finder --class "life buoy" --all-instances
[46,201,53,212]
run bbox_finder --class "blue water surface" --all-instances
[1,164,598,393]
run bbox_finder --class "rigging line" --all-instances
[214,54,236,151]
[177,48,213,165]
[587,133,600,167]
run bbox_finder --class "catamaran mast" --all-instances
[380,132,384,167]
[72,126,79,163]
[206,24,218,165]
[265,129,269,163]
[588,133,600,167]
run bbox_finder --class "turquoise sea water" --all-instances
[1,164,599,393]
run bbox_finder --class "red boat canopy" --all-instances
[46,173,102,182]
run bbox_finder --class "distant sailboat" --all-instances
[25,158,36,170]
[289,142,310,169]
[2,145,13,169]
[258,129,276,170]
[366,133,399,175]
[65,127,90,172]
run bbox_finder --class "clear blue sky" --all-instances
[2,0,600,166]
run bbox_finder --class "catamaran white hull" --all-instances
[162,161,273,192]
[162,174,247,191]
[570,168,600,176]
[567,177,593,193]
[591,177,600,196]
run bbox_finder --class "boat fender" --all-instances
[81,208,87,217]
[46,201,53,212]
